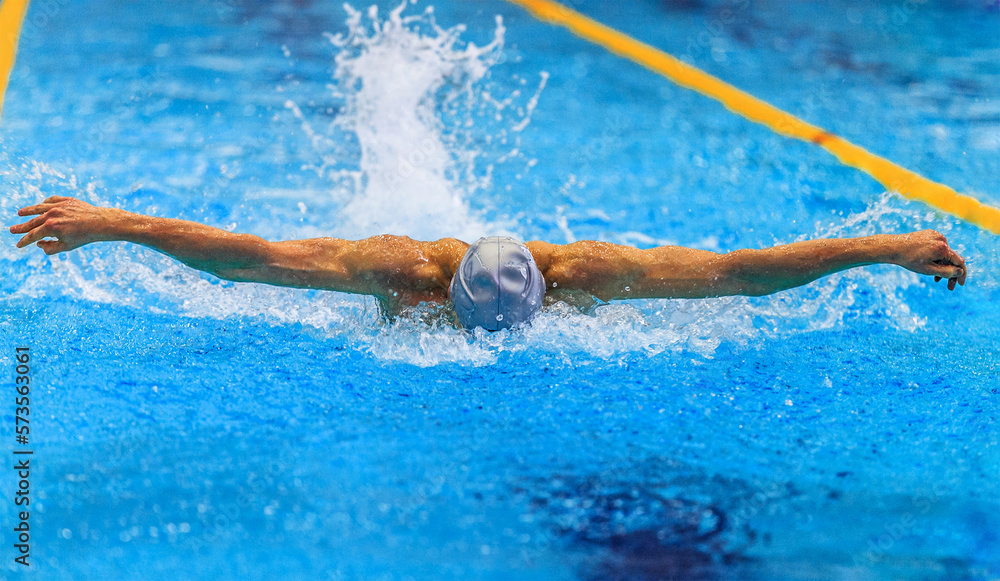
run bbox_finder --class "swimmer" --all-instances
[9,196,967,331]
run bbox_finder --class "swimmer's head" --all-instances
[449,236,545,331]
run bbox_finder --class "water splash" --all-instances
[748,193,937,334]
[289,2,513,241]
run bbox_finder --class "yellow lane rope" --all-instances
[505,0,1000,234]
[0,0,30,122]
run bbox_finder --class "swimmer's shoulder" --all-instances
[427,237,470,279]
[524,240,557,272]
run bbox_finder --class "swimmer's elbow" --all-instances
[208,266,263,284]
[719,249,772,297]
[210,240,319,288]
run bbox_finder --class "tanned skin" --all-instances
[10,196,968,318]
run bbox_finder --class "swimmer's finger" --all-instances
[17,203,56,217]
[934,276,942,282]
[36,240,67,255]
[16,224,53,248]
[950,250,968,286]
[928,263,963,281]
[9,213,48,234]
[42,196,73,204]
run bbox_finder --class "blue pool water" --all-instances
[1,0,999,579]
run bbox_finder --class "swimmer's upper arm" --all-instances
[215,237,374,295]
[218,235,467,299]
[527,240,739,301]
[532,235,961,301]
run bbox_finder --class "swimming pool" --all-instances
[1,0,998,578]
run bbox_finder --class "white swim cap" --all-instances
[449,236,546,331]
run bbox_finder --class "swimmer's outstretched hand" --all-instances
[10,196,120,254]
[891,229,967,291]
[8,196,465,304]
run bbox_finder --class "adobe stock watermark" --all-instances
[852,481,951,566]
[872,0,929,40]
[179,457,287,553]
[577,109,629,165]
[684,0,752,65]
[16,0,71,42]
[726,479,788,532]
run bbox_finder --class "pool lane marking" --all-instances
[504,0,1000,235]
[0,0,30,122]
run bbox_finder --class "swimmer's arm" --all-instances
[9,197,465,298]
[528,232,967,300]
[715,232,967,295]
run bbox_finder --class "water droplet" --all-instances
[625,286,631,292]
[392,291,398,297]
[496,314,504,321]
[552,282,558,287]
